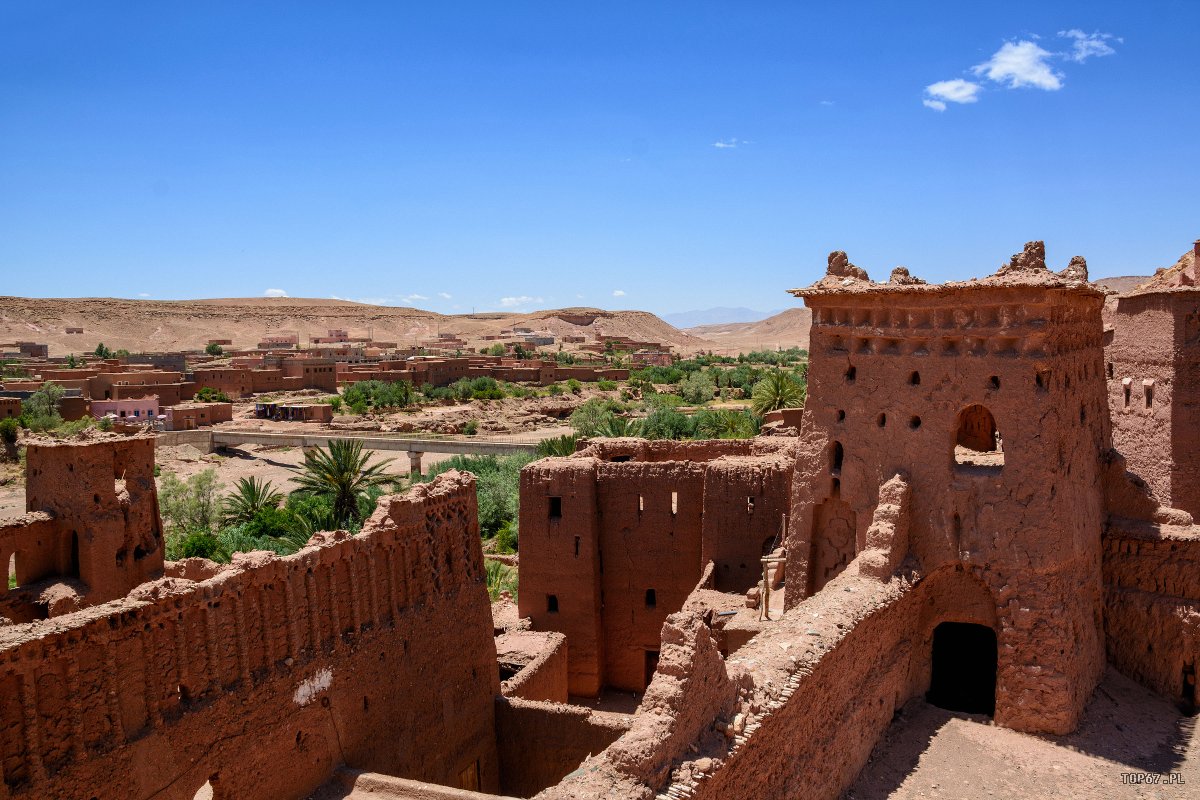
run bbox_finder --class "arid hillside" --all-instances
[685,307,813,354]
[0,296,717,356]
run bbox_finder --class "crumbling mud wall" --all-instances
[1103,521,1200,711]
[518,439,794,695]
[494,697,631,798]
[20,435,164,604]
[1106,286,1200,518]
[785,250,1108,734]
[0,473,500,800]
[497,630,569,703]
[539,562,1001,800]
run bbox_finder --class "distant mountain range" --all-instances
[660,307,784,328]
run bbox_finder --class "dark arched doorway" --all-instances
[926,622,997,715]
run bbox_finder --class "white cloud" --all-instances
[612,289,626,297]
[819,100,835,106]
[972,40,1063,90]
[264,288,288,298]
[499,295,543,308]
[923,78,982,111]
[438,292,452,299]
[1058,29,1120,63]
[712,137,749,149]
[137,292,150,298]
[398,294,428,305]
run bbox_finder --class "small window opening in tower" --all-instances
[832,441,844,472]
[909,371,921,385]
[845,365,856,383]
[954,404,1003,469]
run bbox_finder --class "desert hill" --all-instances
[685,307,813,355]
[0,296,718,357]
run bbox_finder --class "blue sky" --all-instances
[2,2,1198,315]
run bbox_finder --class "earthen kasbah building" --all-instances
[0,241,1197,800]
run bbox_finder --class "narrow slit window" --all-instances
[547,594,559,613]
[548,496,562,519]
[645,589,657,609]
[1144,379,1155,409]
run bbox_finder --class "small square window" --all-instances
[547,594,559,613]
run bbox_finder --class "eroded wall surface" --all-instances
[518,439,794,695]
[0,472,500,800]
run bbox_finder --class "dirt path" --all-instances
[845,668,1199,800]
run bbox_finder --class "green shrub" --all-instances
[205,342,224,356]
[569,398,619,436]
[597,380,618,391]
[678,371,716,404]
[175,531,222,560]
[494,522,518,554]
[641,406,693,440]
[566,378,582,394]
[546,383,564,396]
[485,558,518,600]
[194,387,231,403]
[327,397,342,412]
[463,419,478,436]
[21,382,64,430]
[159,469,223,534]
[0,418,17,446]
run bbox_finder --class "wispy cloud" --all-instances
[923,29,1119,111]
[972,40,1062,90]
[612,289,626,297]
[437,292,452,300]
[398,293,428,305]
[712,137,750,149]
[499,295,543,308]
[922,79,982,111]
[137,292,150,298]
[1059,29,1121,63]
[819,100,835,106]
[264,288,288,298]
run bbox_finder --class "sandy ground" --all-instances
[845,668,1199,800]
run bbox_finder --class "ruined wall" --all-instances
[785,272,1109,734]
[21,435,164,603]
[1106,290,1200,517]
[518,439,794,695]
[494,698,631,798]
[1103,521,1200,711]
[498,631,569,703]
[542,564,1001,800]
[0,473,500,800]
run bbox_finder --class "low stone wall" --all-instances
[0,473,501,800]
[498,631,569,703]
[1103,520,1200,709]
[494,697,631,798]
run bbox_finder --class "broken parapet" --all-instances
[603,612,741,787]
[857,473,911,580]
[1060,255,1089,282]
[998,240,1048,274]
[826,251,870,281]
[888,266,926,285]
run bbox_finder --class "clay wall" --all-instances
[519,439,795,695]
[1106,290,1200,517]
[786,279,1108,734]
[0,473,501,800]
[23,436,164,603]
[497,631,569,703]
[0,398,20,418]
[1102,521,1200,710]
[192,368,254,398]
[494,698,631,798]
[543,565,1000,800]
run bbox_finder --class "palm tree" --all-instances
[535,434,579,457]
[694,408,761,439]
[291,439,395,527]
[220,477,284,526]
[751,369,805,416]
[597,416,644,438]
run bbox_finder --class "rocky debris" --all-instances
[999,240,1048,274]
[888,266,926,285]
[826,250,870,281]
